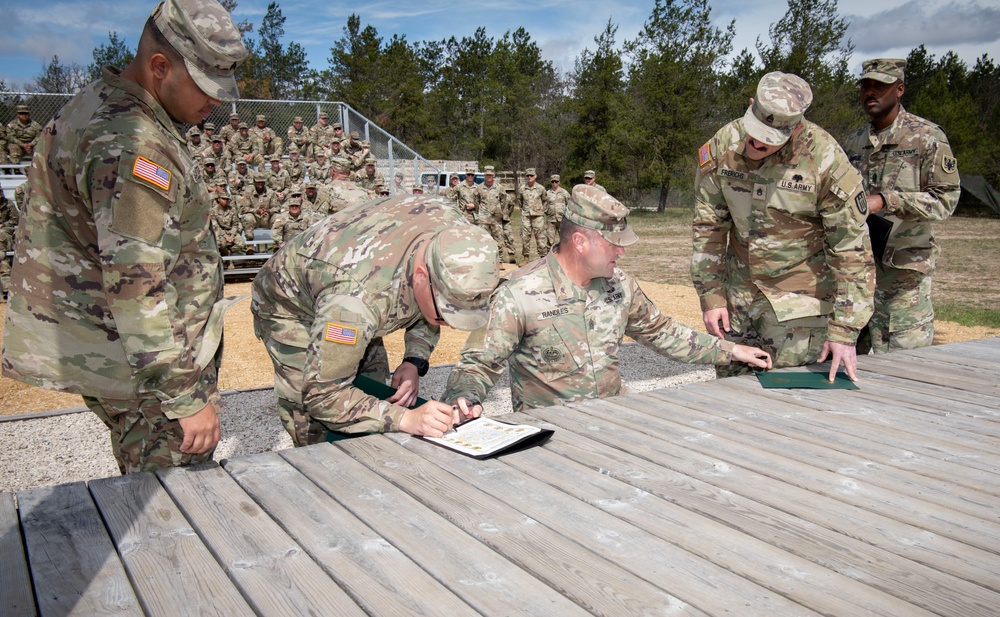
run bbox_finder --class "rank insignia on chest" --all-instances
[752,183,766,200]
[325,322,358,345]
[541,347,564,364]
[133,156,172,191]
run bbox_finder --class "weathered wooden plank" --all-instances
[17,482,141,616]
[223,452,479,617]
[0,492,35,616]
[381,432,824,617]
[337,435,706,617]
[282,444,590,617]
[507,412,1000,617]
[854,353,998,393]
[850,369,1000,416]
[565,395,1000,555]
[646,386,1000,506]
[925,337,1000,361]
[156,462,365,616]
[856,347,1000,385]
[88,473,255,617]
[522,404,1000,594]
[895,346,1000,371]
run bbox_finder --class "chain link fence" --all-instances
[0,92,441,195]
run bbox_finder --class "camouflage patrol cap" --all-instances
[332,122,342,129]
[350,131,360,140]
[365,158,376,167]
[565,184,638,247]
[252,172,266,182]
[859,58,906,84]
[550,174,560,182]
[315,149,326,157]
[229,113,240,120]
[425,225,500,330]
[289,184,302,196]
[203,122,215,130]
[211,135,223,142]
[236,159,247,167]
[152,0,248,102]
[583,170,595,178]
[16,105,29,113]
[214,178,227,187]
[304,180,317,190]
[329,158,351,173]
[269,155,281,163]
[293,115,303,122]
[189,127,202,136]
[361,140,371,147]
[525,168,536,176]
[287,144,299,154]
[319,112,329,119]
[238,122,248,129]
[411,184,424,193]
[742,71,812,146]
[484,165,495,175]
[203,156,216,164]
[216,193,231,202]
[287,197,302,208]
[256,114,266,122]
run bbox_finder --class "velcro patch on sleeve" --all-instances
[325,322,358,345]
[132,155,172,191]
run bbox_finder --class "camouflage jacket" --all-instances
[0,194,17,246]
[271,211,310,248]
[227,167,252,196]
[251,196,478,433]
[444,251,734,412]
[326,180,370,213]
[842,107,960,273]
[456,182,478,213]
[284,159,305,184]
[6,118,43,147]
[228,132,259,161]
[265,167,291,194]
[309,123,337,149]
[239,187,279,217]
[212,204,243,239]
[207,146,232,171]
[309,161,331,184]
[692,118,875,344]
[546,186,571,221]
[355,170,386,192]
[286,125,310,151]
[2,68,225,419]
[517,183,549,217]
[248,125,278,148]
[302,190,333,217]
[217,123,240,145]
[475,183,507,221]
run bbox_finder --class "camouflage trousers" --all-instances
[717,292,828,378]
[461,206,477,225]
[240,212,274,240]
[261,335,390,447]
[857,264,934,354]
[501,219,516,263]
[84,396,215,475]
[547,216,561,246]
[478,215,506,262]
[520,215,548,261]
[216,232,247,256]
[6,143,30,165]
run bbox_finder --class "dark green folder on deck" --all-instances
[325,375,428,442]
[756,371,860,390]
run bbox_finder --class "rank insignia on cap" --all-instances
[698,142,712,167]
[325,322,358,345]
[132,156,172,191]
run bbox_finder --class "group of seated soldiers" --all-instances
[188,112,390,261]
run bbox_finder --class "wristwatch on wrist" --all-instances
[402,356,429,376]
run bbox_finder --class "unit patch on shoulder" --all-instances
[325,322,358,345]
[698,142,712,167]
[942,155,957,174]
[855,192,868,216]
[132,156,172,191]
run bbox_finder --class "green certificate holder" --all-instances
[756,370,860,390]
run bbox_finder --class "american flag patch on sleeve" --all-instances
[132,156,172,191]
[325,322,358,345]
[698,142,712,167]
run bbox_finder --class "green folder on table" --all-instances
[756,371,860,390]
[325,375,428,443]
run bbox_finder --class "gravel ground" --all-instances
[0,343,713,493]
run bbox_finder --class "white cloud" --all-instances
[846,1,1000,52]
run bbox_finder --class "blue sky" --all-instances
[2,0,1000,89]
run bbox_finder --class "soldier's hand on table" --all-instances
[732,344,772,370]
[178,401,221,454]
[818,341,859,382]
[399,401,457,437]
[452,397,483,424]
[389,362,420,408]
[703,308,730,339]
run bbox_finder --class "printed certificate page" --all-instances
[422,417,553,459]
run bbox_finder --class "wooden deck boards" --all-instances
[4,337,999,616]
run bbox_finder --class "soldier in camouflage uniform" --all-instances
[455,169,479,224]
[207,135,231,171]
[326,139,351,181]
[308,113,337,161]
[6,105,43,165]
[239,172,280,239]
[251,195,500,445]
[350,140,374,173]
[201,156,222,185]
[583,170,606,193]
[264,155,291,202]
[308,150,332,185]
[517,168,550,262]
[327,178,369,213]
[302,180,333,218]
[546,174,570,245]
[13,165,29,210]
[284,145,305,184]
[692,71,875,382]
[842,59,961,353]
[211,193,246,258]
[228,122,260,169]
[354,159,385,194]
[0,191,17,294]
[474,166,507,261]
[270,197,310,249]
[1,0,247,474]
[249,114,282,162]
[285,115,309,155]
[186,127,206,160]
[218,112,241,145]
[228,159,251,196]
[444,185,771,414]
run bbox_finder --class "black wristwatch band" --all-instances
[402,357,429,376]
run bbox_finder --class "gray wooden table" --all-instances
[3,338,999,616]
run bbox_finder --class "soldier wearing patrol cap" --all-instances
[444,184,771,415]
[516,167,550,262]
[286,115,310,154]
[692,71,875,383]
[474,165,507,260]
[582,169,606,192]
[218,111,241,144]
[251,194,501,445]
[546,173,570,245]
[271,196,309,248]
[250,113,282,162]
[264,154,291,200]
[6,104,43,164]
[2,0,248,474]
[229,121,260,168]
[456,166,479,224]
[842,59,960,354]
[308,112,336,160]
